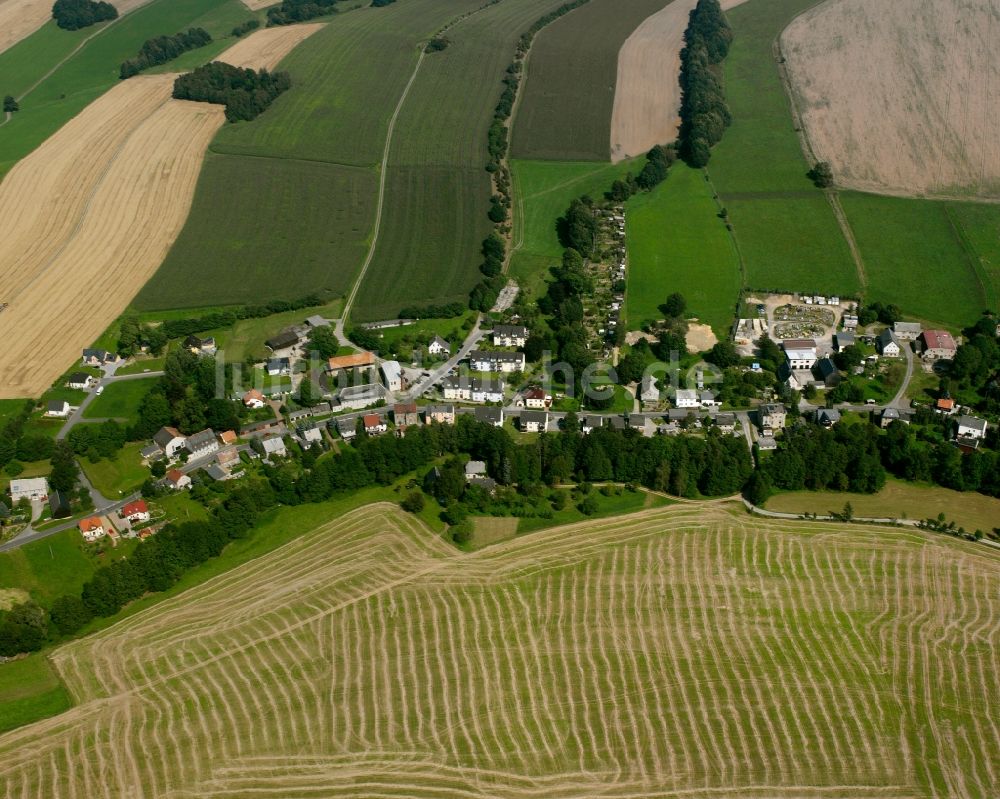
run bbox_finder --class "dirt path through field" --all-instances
[0,25,323,396]
[782,0,1000,198]
[610,0,748,162]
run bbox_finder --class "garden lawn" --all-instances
[625,165,740,334]
[841,193,989,329]
[78,443,148,498]
[765,478,1000,533]
[708,0,859,296]
[510,158,640,297]
[82,378,158,425]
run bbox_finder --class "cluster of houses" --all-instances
[77,499,153,543]
[140,425,257,488]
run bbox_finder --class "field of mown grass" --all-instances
[840,192,992,329]
[0,501,996,796]
[82,377,157,425]
[625,165,741,334]
[510,0,671,162]
[78,442,149,498]
[136,155,376,309]
[509,158,639,297]
[0,0,253,178]
[0,654,71,735]
[766,478,1000,532]
[352,0,580,321]
[708,0,859,295]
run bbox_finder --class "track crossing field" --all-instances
[0,502,996,797]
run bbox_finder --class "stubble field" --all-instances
[0,26,321,396]
[0,502,996,797]
[782,0,1000,198]
[0,0,156,56]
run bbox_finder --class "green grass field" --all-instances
[510,158,639,296]
[510,0,671,161]
[0,0,253,178]
[708,0,859,296]
[840,193,991,329]
[1,502,995,794]
[626,165,741,334]
[0,654,72,735]
[78,442,149,498]
[765,478,1000,532]
[82,377,157,425]
[352,0,578,321]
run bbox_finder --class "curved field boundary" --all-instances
[0,502,995,796]
[0,25,323,397]
[0,0,154,57]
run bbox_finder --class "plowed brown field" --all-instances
[610,0,747,162]
[782,0,1000,197]
[0,24,321,397]
[0,502,995,797]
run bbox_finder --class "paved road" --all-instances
[890,342,915,409]
[404,317,486,400]
[57,366,164,440]
[0,490,141,552]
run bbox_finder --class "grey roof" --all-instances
[205,464,229,481]
[153,427,183,448]
[475,406,503,424]
[817,408,841,424]
[877,328,898,347]
[339,384,387,401]
[186,429,217,451]
[467,476,497,491]
[520,410,548,425]
[493,324,528,337]
[470,349,524,364]
[425,403,455,416]
[46,400,68,412]
[305,315,330,328]
[140,443,163,459]
[835,331,855,346]
[335,417,356,434]
[715,413,736,426]
[882,407,900,419]
[67,372,90,384]
[82,348,112,360]
[814,357,839,379]
[581,414,604,429]
[606,414,626,429]
[430,335,450,349]
[957,415,988,433]
[265,330,300,350]
[760,403,785,415]
[261,437,286,454]
[267,357,291,371]
[465,460,487,476]
[893,321,922,334]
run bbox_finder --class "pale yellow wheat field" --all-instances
[0,502,996,797]
[610,0,747,162]
[0,24,322,397]
[0,0,156,56]
[782,0,1000,198]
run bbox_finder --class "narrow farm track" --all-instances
[0,502,996,797]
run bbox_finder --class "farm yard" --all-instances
[510,0,672,162]
[0,502,996,796]
[782,0,1000,199]
[625,164,740,335]
[0,0,254,179]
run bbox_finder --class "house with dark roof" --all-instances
[812,357,841,388]
[520,410,548,433]
[474,406,504,427]
[266,358,291,376]
[427,336,450,357]
[153,426,186,458]
[816,408,841,427]
[334,416,358,440]
[265,329,301,353]
[877,329,901,357]
[492,324,528,347]
[66,372,92,390]
[45,400,71,418]
[81,348,115,366]
[185,429,219,460]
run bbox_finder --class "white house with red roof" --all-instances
[166,469,191,490]
[120,499,150,525]
[79,516,105,543]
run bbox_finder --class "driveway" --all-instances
[404,316,486,399]
[57,366,164,440]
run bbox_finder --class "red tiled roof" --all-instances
[122,500,148,517]
[327,352,375,370]
[79,516,102,533]
[394,403,417,414]
[218,430,237,444]
[363,414,382,426]
[167,469,185,482]
[243,389,264,403]
[936,398,955,410]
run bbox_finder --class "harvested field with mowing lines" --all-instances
[783,0,1000,198]
[708,0,859,296]
[511,0,672,162]
[352,0,578,321]
[0,26,321,396]
[0,502,997,796]
[210,21,323,68]
[625,164,740,335]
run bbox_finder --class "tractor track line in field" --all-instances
[826,191,868,291]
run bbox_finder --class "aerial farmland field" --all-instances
[0,502,996,796]
[510,0,672,162]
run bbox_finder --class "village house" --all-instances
[120,500,150,525]
[469,350,525,374]
[581,414,603,434]
[492,324,528,347]
[936,397,956,414]
[184,335,217,356]
[185,429,219,460]
[205,464,231,482]
[242,389,266,409]
[675,388,699,409]
[833,331,855,351]
[782,339,818,370]
[640,376,660,408]
[424,404,456,425]
[165,469,191,490]
[758,403,786,434]
[956,415,988,441]
[393,403,421,430]
[153,426,186,459]
[627,414,657,438]
[892,321,922,340]
[441,376,504,403]
[521,387,551,409]
[813,357,841,388]
[266,358,291,376]
[520,410,549,433]
[66,372,93,390]
[427,336,450,357]
[9,477,48,503]
[464,460,487,481]
[334,416,357,440]
[757,435,777,451]
[81,348,116,366]
[79,516,105,543]
[920,329,957,360]
[45,400,71,418]
[841,313,858,330]
[305,315,329,329]
[326,351,376,375]
[816,408,841,427]
[699,391,721,408]
[261,436,287,460]
[876,328,901,357]
[217,448,240,470]
[381,360,403,392]
[296,422,323,446]
[474,406,504,427]
[363,413,388,436]
[880,407,910,429]
[337,383,387,410]
[265,329,301,355]
[218,430,238,446]
[48,491,72,519]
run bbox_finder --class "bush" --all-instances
[425,36,449,53]
[232,19,260,37]
[400,491,425,513]
[267,0,339,26]
[809,161,834,188]
[120,28,212,79]
[52,0,117,30]
[3,95,18,114]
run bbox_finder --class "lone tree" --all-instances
[2,95,17,113]
[809,161,834,188]
[660,292,687,319]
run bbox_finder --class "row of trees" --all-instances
[120,28,212,79]
[172,63,292,122]
[232,19,260,37]
[266,0,340,26]
[678,0,733,167]
[52,0,117,31]
[606,144,677,203]
[398,301,466,319]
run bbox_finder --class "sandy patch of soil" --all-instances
[239,0,278,10]
[214,22,325,70]
[611,0,748,162]
[782,0,1000,198]
[685,322,718,352]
